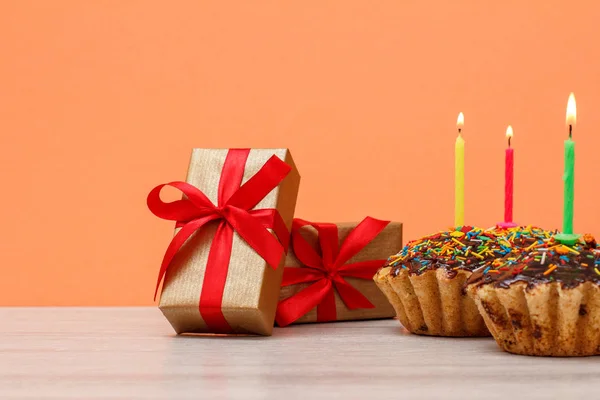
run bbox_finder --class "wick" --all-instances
[569,124,572,139]
[458,128,462,134]
[508,136,511,148]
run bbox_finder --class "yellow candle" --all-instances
[455,112,465,227]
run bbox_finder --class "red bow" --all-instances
[276,217,390,326]
[148,149,291,332]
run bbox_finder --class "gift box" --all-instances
[148,148,300,335]
[276,217,402,325]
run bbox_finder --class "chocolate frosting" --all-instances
[385,226,552,279]
[466,234,600,289]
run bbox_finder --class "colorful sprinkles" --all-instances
[386,225,552,277]
[467,233,600,288]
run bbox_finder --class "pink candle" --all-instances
[504,126,514,223]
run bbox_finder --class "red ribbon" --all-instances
[276,217,390,326]
[148,149,291,333]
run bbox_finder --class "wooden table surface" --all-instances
[1,307,598,399]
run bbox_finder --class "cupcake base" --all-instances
[374,268,490,337]
[467,282,600,356]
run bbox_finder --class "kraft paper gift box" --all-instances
[148,148,300,335]
[276,217,402,325]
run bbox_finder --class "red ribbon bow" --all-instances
[147,149,291,332]
[276,217,390,326]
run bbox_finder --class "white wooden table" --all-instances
[1,308,598,399]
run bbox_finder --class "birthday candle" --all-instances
[563,93,576,234]
[556,93,580,245]
[455,112,465,227]
[505,126,514,223]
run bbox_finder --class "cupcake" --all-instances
[466,234,600,356]
[374,225,552,337]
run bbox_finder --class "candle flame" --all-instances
[506,125,513,138]
[457,112,464,130]
[566,93,576,127]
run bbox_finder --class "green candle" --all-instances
[563,136,575,234]
[556,93,579,245]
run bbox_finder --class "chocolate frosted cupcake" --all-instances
[374,226,552,337]
[466,234,600,356]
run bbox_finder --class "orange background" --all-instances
[1,1,599,306]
